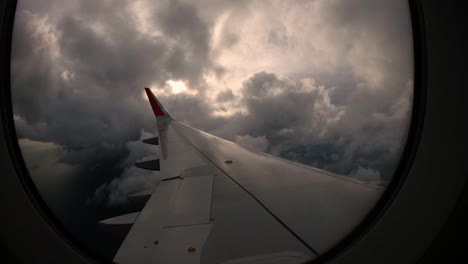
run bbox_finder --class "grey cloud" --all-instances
[197,71,410,182]
[220,33,239,48]
[242,71,281,98]
[239,72,343,137]
[268,29,288,47]
[216,89,235,102]
[18,139,79,206]
[12,0,219,150]
[324,0,413,84]
[12,0,413,204]
[155,0,213,88]
[19,138,78,178]
[319,0,411,40]
[56,9,174,91]
[235,135,269,153]
[11,10,61,123]
[90,130,160,207]
[158,93,226,132]
[349,166,382,182]
[92,166,158,206]
[11,0,221,209]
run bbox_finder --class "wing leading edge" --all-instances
[111,88,383,264]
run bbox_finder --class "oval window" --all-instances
[11,0,414,263]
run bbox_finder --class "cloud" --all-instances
[154,0,213,87]
[216,89,235,102]
[349,166,382,183]
[11,0,219,151]
[12,0,413,200]
[89,130,161,207]
[93,166,159,206]
[18,139,79,202]
[202,71,408,181]
[235,135,269,153]
[18,138,78,177]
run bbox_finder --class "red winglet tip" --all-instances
[144,88,166,117]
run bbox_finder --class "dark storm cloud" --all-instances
[12,0,217,164]
[12,0,413,208]
[58,16,167,89]
[191,71,409,181]
[11,0,224,209]
[236,72,343,137]
[10,10,60,123]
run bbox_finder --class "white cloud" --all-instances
[90,129,161,206]
[19,138,78,179]
[18,138,79,201]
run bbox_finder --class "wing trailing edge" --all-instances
[127,189,153,204]
[99,212,139,235]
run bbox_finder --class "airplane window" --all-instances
[10,0,414,263]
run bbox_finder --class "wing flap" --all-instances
[152,223,213,264]
[114,179,181,264]
[127,189,152,204]
[99,212,139,225]
[165,174,214,227]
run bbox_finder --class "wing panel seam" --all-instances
[172,124,320,257]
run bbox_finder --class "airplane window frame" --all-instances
[2,0,466,263]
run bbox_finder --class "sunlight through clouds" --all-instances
[166,79,188,94]
[12,0,413,204]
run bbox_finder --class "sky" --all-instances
[10,0,413,258]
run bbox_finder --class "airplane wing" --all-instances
[101,88,383,264]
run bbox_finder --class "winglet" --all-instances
[145,88,170,117]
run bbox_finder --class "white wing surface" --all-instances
[106,88,383,264]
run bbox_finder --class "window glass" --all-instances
[11,0,413,262]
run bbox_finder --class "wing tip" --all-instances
[144,87,169,117]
